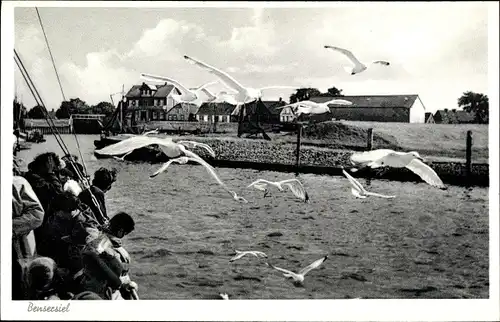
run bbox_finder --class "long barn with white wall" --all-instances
[310,94,426,123]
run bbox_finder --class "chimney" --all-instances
[278,97,282,102]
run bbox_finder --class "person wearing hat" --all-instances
[79,167,118,226]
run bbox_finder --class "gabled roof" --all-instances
[310,95,420,108]
[434,109,475,124]
[125,82,177,98]
[197,102,236,115]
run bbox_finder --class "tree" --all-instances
[289,88,322,103]
[326,86,343,97]
[458,91,489,124]
[56,98,90,119]
[27,105,45,119]
[92,101,116,116]
[289,86,344,103]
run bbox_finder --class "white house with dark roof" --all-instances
[309,94,427,123]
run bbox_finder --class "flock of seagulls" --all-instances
[138,45,391,121]
[94,46,450,299]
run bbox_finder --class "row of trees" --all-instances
[15,98,116,120]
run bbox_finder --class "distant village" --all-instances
[16,81,488,135]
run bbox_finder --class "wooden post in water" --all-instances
[466,130,473,179]
[295,123,302,175]
[367,128,373,151]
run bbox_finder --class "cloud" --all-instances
[217,8,279,59]
[59,50,137,105]
[126,18,208,61]
[227,62,299,74]
[14,26,64,109]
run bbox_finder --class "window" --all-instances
[172,114,177,121]
[140,111,147,121]
[179,114,184,121]
[203,115,208,122]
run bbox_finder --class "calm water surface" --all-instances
[16,135,489,299]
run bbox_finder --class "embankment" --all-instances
[174,137,489,187]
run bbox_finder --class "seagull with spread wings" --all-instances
[184,55,299,104]
[342,169,395,199]
[229,250,268,262]
[276,99,353,120]
[140,73,218,107]
[266,255,328,285]
[324,45,390,75]
[350,149,446,188]
[247,178,310,202]
[95,136,247,202]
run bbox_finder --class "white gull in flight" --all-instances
[184,55,299,104]
[276,99,352,120]
[247,178,310,202]
[324,45,390,75]
[342,169,395,199]
[266,255,328,285]
[95,136,246,202]
[350,149,446,188]
[229,250,268,262]
[140,73,218,107]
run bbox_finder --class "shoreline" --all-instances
[94,135,489,187]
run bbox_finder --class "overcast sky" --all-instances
[13,3,489,113]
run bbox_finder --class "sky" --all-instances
[12,2,490,113]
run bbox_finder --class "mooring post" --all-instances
[295,123,302,175]
[466,130,473,179]
[367,128,373,151]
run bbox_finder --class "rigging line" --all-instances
[15,49,109,227]
[35,7,89,177]
[14,52,67,155]
[35,7,66,102]
[14,50,66,149]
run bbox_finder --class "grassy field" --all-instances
[177,121,489,163]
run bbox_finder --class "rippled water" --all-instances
[17,135,489,299]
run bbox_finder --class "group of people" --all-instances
[12,151,138,301]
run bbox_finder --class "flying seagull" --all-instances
[350,149,446,188]
[200,88,239,105]
[247,178,310,202]
[266,255,328,285]
[276,99,352,120]
[184,55,299,104]
[140,73,218,107]
[95,136,246,202]
[229,250,268,262]
[342,169,395,199]
[324,45,390,75]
